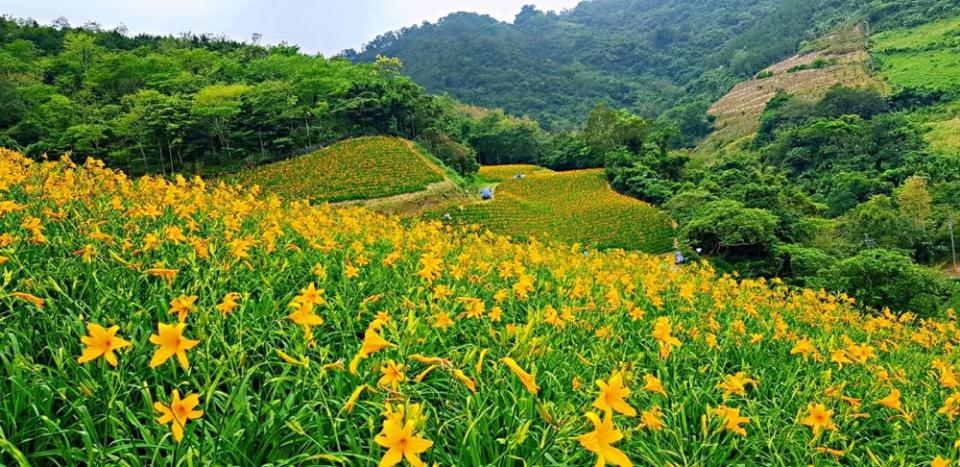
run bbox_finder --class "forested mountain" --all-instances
[352,0,959,129]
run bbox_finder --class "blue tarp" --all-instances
[480,187,493,200]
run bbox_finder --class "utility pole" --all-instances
[950,215,958,273]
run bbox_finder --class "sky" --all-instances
[2,0,583,56]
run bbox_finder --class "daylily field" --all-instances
[1,149,959,466]
[441,169,675,252]
[226,137,446,203]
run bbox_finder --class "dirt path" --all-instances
[331,179,468,216]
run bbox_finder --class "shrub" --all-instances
[822,248,953,316]
[419,128,479,176]
[682,200,780,262]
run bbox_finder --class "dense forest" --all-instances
[353,0,960,131]
[0,16,528,176]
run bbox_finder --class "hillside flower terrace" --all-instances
[0,149,959,465]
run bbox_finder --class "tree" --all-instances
[823,248,952,316]
[583,103,652,157]
[467,110,546,165]
[897,175,932,228]
[191,83,249,154]
[775,243,836,287]
[374,55,403,76]
[419,128,478,175]
[241,80,299,158]
[682,200,780,263]
[815,86,889,119]
[58,31,102,90]
[824,172,889,217]
[0,78,25,128]
[841,195,913,253]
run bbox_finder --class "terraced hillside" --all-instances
[226,137,447,202]
[699,23,880,158]
[477,164,553,182]
[438,168,674,251]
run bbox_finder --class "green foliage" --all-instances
[418,128,479,176]
[682,200,780,271]
[584,103,656,157]
[351,0,956,131]
[871,17,960,94]
[0,17,475,176]
[538,132,593,170]
[823,172,891,217]
[646,82,955,313]
[815,86,891,120]
[841,195,916,253]
[786,57,834,72]
[822,248,953,316]
[774,243,837,288]
[464,109,548,166]
[756,86,890,146]
[657,99,716,148]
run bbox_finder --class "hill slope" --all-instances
[440,168,675,251]
[2,149,959,465]
[870,16,960,157]
[352,0,862,128]
[351,0,959,129]
[698,22,882,157]
[226,137,447,202]
[871,16,960,92]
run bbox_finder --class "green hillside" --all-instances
[0,16,483,179]
[871,16,960,92]
[7,4,960,466]
[869,17,960,158]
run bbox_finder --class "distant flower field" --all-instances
[478,164,552,182]
[1,150,959,465]
[441,169,675,252]
[226,136,446,202]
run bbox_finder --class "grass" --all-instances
[875,49,960,91]
[871,17,960,92]
[433,169,675,252]
[871,17,960,51]
[927,117,960,155]
[1,149,959,465]
[225,136,446,202]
